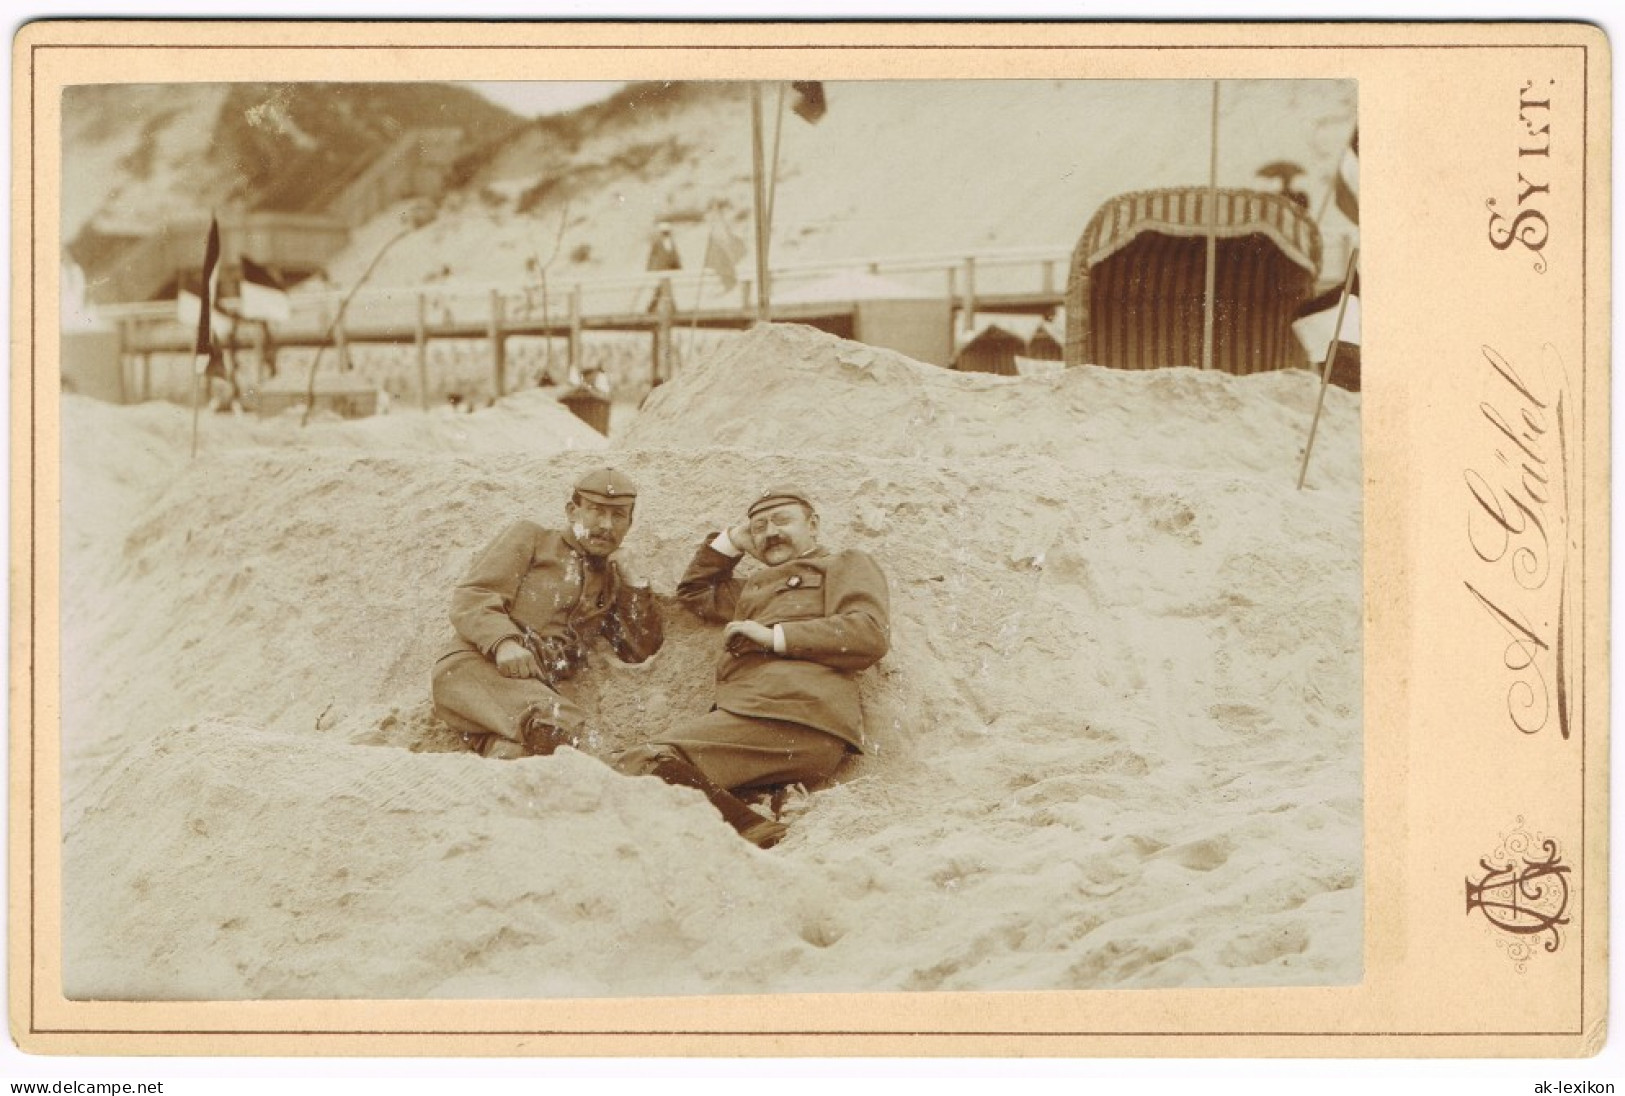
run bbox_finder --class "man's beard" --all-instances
[574,523,615,555]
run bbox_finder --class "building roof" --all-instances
[956,312,1064,351]
[1075,186,1322,277]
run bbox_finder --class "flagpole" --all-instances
[1296,247,1359,490]
[765,83,787,243]
[1201,80,1220,373]
[188,213,221,460]
[190,368,202,459]
[749,83,772,324]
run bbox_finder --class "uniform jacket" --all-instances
[677,536,889,751]
[441,520,663,676]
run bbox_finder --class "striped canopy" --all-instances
[1064,187,1323,376]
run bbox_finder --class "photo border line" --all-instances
[20,31,1598,1046]
[26,42,1601,53]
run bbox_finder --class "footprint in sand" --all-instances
[1163,835,1234,872]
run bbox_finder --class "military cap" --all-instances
[747,485,814,518]
[573,467,638,506]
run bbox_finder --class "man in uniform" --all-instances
[644,221,681,315]
[615,487,889,848]
[432,467,663,759]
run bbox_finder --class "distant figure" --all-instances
[1256,160,1309,210]
[431,468,664,759]
[614,487,890,848]
[645,222,681,313]
[261,322,279,379]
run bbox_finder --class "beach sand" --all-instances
[59,323,1362,998]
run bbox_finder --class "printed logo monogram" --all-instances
[1465,818,1572,971]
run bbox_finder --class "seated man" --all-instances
[432,468,663,759]
[615,487,890,848]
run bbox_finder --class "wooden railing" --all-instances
[101,245,1075,368]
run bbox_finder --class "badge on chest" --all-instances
[748,565,825,621]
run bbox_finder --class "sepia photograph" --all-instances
[12,18,1608,1068]
[56,75,1363,1000]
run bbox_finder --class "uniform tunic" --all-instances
[432,520,662,748]
[675,535,890,751]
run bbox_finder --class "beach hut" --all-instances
[1026,320,1064,361]
[1063,187,1322,376]
[953,313,1063,375]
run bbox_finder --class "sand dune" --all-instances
[61,324,1362,998]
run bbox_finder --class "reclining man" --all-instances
[615,486,890,848]
[432,467,663,758]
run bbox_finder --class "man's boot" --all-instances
[520,714,577,756]
[645,751,789,849]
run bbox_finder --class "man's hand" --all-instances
[726,521,759,562]
[723,619,775,654]
[493,637,542,679]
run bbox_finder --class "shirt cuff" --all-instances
[772,624,787,654]
[711,529,745,558]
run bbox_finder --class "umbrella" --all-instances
[1255,160,1307,193]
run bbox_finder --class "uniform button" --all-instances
[787,575,802,588]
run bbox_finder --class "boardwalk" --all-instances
[101,247,1072,401]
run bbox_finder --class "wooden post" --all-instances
[750,83,772,323]
[415,291,430,409]
[946,266,958,345]
[141,352,151,403]
[1042,258,1055,295]
[541,275,554,379]
[489,288,506,398]
[335,319,349,373]
[653,288,674,386]
[250,321,267,390]
[963,256,977,332]
[114,319,129,405]
[567,285,582,375]
[1202,80,1220,372]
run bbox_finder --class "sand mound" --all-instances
[628,325,1360,490]
[61,324,1362,998]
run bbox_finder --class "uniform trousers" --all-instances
[431,650,587,759]
[614,709,850,792]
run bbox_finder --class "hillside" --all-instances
[342,79,1357,290]
[63,81,521,263]
[64,79,1357,295]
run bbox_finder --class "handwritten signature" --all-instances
[1462,344,1569,738]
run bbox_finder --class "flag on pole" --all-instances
[238,254,291,322]
[175,282,229,355]
[790,81,826,124]
[703,216,747,292]
[1335,129,1359,224]
[187,216,225,379]
[1293,273,1361,387]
